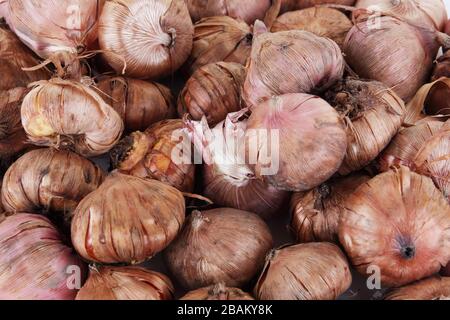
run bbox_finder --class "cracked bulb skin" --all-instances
[98,0,194,79]
[339,167,450,287]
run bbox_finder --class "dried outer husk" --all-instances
[99,0,193,79]
[254,242,352,300]
[339,166,450,287]
[3,0,102,58]
[385,276,450,300]
[290,173,370,243]
[185,16,253,75]
[325,78,406,175]
[344,14,439,102]
[379,116,450,199]
[0,87,29,160]
[0,213,86,300]
[21,78,124,157]
[178,62,246,126]
[355,0,447,31]
[379,118,445,172]
[164,208,273,290]
[76,266,174,300]
[245,93,347,192]
[97,76,176,133]
[71,172,185,264]
[243,22,345,108]
[271,7,353,49]
[0,26,50,91]
[413,122,450,200]
[432,51,450,81]
[405,78,450,123]
[1,148,105,216]
[110,119,195,192]
[186,0,271,25]
[181,283,254,300]
[186,113,290,220]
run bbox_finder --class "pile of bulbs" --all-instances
[1,0,450,300]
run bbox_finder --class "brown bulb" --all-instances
[110,120,195,192]
[2,148,104,218]
[290,173,370,243]
[181,283,254,300]
[272,7,352,49]
[254,242,352,300]
[178,62,246,126]
[325,78,405,175]
[76,266,174,300]
[0,26,50,91]
[165,208,273,290]
[0,87,30,162]
[185,16,253,75]
[97,77,176,133]
[71,172,185,264]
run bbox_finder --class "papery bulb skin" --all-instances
[71,172,185,264]
[272,7,353,49]
[339,166,450,287]
[178,62,246,126]
[99,0,193,79]
[186,16,253,75]
[0,87,30,162]
[413,123,450,200]
[110,120,195,192]
[181,283,254,300]
[4,0,102,58]
[379,118,444,172]
[355,0,447,31]
[2,148,104,217]
[280,0,356,12]
[379,116,450,200]
[246,93,347,192]
[97,77,176,133]
[186,113,290,220]
[76,266,174,300]
[165,208,273,290]
[344,15,438,102]
[254,243,352,300]
[243,27,344,108]
[385,277,450,300]
[186,0,271,25]
[21,78,124,157]
[325,78,405,175]
[432,52,450,81]
[407,78,450,118]
[290,173,370,243]
[0,213,86,300]
[0,26,50,91]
